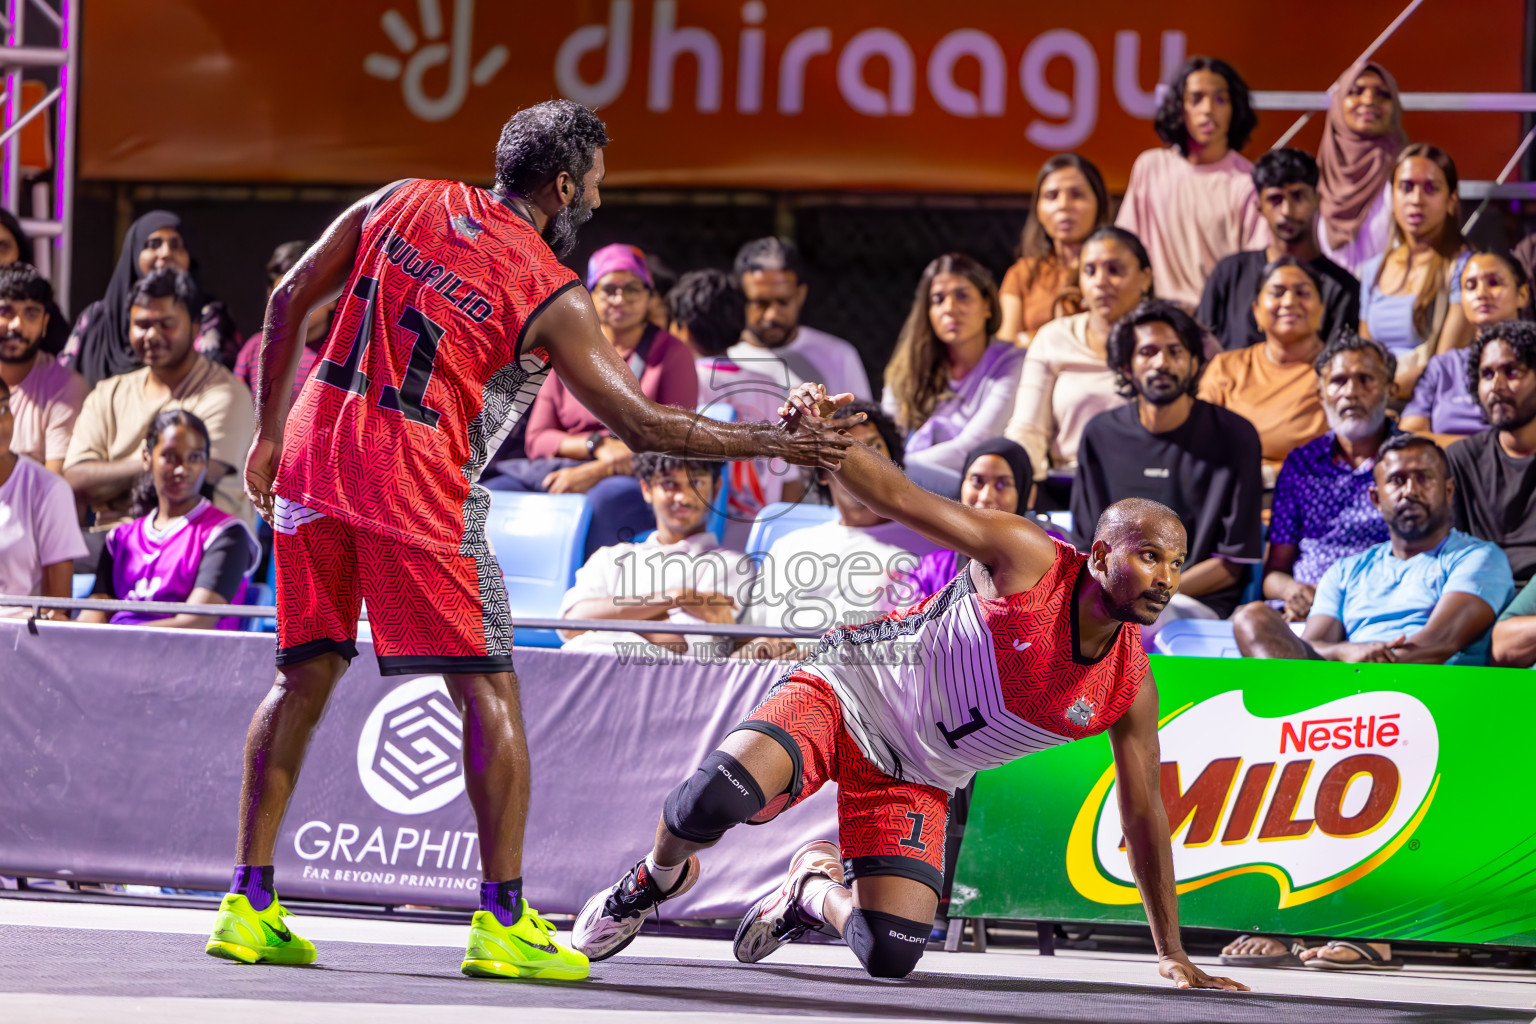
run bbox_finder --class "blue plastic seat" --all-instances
[484,491,593,648]
[1153,619,1242,659]
[71,573,95,599]
[696,401,738,423]
[746,502,839,560]
[242,582,276,633]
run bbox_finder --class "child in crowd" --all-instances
[80,409,259,630]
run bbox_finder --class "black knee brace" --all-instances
[843,908,930,979]
[662,750,767,844]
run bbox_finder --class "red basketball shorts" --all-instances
[273,502,512,677]
[738,671,949,895]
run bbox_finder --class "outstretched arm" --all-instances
[783,386,1058,593]
[1109,682,1248,992]
[530,289,852,470]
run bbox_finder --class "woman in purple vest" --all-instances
[79,409,259,629]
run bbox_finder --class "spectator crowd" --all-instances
[3,49,1535,972]
[6,52,1536,688]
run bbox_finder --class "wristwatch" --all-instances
[585,431,609,459]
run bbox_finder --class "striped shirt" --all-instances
[788,541,1148,792]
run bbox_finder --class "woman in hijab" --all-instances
[60,210,240,387]
[1317,62,1407,276]
[907,438,1033,597]
[0,206,69,355]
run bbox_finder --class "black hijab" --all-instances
[74,210,190,387]
[957,438,1033,514]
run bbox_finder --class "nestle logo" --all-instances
[1280,714,1400,754]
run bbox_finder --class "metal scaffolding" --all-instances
[0,0,77,314]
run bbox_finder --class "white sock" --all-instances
[800,876,843,924]
[644,854,686,892]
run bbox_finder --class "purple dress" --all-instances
[911,549,964,598]
[103,500,259,629]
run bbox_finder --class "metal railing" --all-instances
[0,594,811,638]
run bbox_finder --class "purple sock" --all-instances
[230,864,275,912]
[480,877,523,927]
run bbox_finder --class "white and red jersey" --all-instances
[793,541,1148,792]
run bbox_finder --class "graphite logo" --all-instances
[357,676,466,815]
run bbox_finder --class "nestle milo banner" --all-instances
[951,656,1536,947]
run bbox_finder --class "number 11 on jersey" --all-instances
[316,273,444,429]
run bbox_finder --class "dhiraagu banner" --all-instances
[950,656,1536,947]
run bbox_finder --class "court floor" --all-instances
[2,897,1531,1024]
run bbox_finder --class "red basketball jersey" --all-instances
[793,541,1147,791]
[276,179,577,553]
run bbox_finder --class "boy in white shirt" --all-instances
[560,452,754,659]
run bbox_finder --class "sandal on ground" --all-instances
[1218,934,1306,968]
[1303,940,1404,970]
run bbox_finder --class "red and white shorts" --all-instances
[737,671,949,895]
[272,498,513,677]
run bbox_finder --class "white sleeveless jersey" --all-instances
[789,542,1148,793]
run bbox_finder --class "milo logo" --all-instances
[1066,691,1440,908]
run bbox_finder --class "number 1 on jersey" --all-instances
[314,275,377,396]
[316,274,444,429]
[378,306,444,429]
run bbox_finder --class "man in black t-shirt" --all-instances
[1197,149,1359,351]
[1447,321,1536,583]
[1072,301,1264,625]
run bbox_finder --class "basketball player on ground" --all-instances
[203,102,853,981]
[574,385,1249,991]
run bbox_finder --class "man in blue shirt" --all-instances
[1263,333,1396,621]
[1234,433,1514,665]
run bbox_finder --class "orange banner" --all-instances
[80,1,1525,191]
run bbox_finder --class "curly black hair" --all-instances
[1251,147,1319,192]
[1106,299,1207,399]
[1154,56,1257,154]
[668,269,745,357]
[493,100,609,199]
[1464,320,1536,399]
[631,451,723,485]
[0,261,53,306]
[129,266,199,314]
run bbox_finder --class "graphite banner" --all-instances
[0,620,835,917]
[952,657,1536,947]
[81,2,1524,190]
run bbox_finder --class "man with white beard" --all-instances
[1259,333,1397,621]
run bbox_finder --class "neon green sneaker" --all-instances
[461,899,590,981]
[204,893,318,965]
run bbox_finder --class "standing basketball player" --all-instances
[203,102,853,981]
[574,385,1248,992]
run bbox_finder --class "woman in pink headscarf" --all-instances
[1317,62,1408,276]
